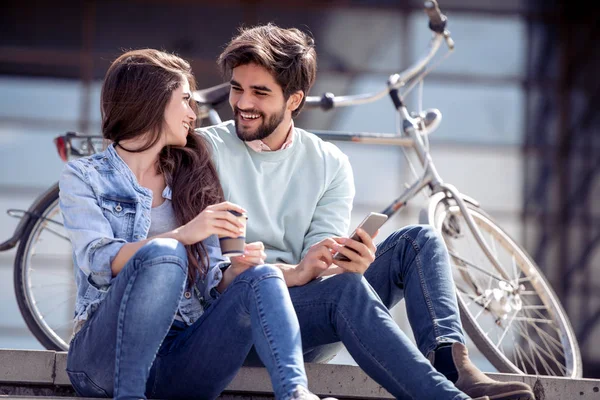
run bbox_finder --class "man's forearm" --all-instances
[274,263,300,287]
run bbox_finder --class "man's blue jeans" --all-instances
[66,238,307,400]
[248,224,469,400]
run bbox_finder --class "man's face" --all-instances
[229,63,289,142]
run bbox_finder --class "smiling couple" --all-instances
[59,23,534,400]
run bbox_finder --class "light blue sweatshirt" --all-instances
[197,121,355,265]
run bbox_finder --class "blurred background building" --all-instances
[0,0,598,378]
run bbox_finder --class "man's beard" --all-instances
[234,104,286,142]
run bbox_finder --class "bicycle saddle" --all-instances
[193,82,230,107]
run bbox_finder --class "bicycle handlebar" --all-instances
[304,0,453,111]
[424,0,447,33]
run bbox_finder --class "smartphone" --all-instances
[333,212,388,261]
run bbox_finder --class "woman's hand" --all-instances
[174,201,246,245]
[230,242,267,268]
[217,242,266,292]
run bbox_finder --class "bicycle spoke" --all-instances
[511,330,528,373]
[33,294,76,316]
[528,322,567,374]
[522,305,565,344]
[456,285,472,296]
[460,290,487,307]
[518,323,541,375]
[526,332,559,376]
[514,317,554,324]
[495,310,518,349]
[30,281,74,289]
[522,305,549,311]
[29,288,74,301]
[510,339,518,369]
[48,319,75,332]
[513,321,561,375]
[527,305,556,325]
[530,323,564,355]
[511,254,519,283]
[515,338,539,374]
[449,251,506,283]
[520,305,555,341]
[474,296,494,321]
[520,307,567,373]
[518,294,552,317]
[519,297,564,336]
[485,270,494,292]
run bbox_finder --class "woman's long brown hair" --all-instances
[101,49,224,283]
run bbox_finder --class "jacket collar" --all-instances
[105,143,172,200]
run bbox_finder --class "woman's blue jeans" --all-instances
[66,238,306,400]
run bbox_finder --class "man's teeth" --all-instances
[241,113,260,120]
[183,123,190,129]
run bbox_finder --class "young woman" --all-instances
[60,49,328,400]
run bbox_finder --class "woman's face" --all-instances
[162,78,197,147]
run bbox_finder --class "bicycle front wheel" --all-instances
[14,183,74,351]
[425,195,582,378]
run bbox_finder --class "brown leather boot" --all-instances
[429,342,535,400]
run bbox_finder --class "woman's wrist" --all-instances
[166,227,185,244]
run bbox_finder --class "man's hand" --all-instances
[331,228,378,274]
[291,238,338,286]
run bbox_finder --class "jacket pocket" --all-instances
[67,370,110,397]
[80,274,110,318]
[100,196,137,239]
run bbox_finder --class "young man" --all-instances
[197,24,534,400]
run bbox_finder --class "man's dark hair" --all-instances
[218,23,317,117]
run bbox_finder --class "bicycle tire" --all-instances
[14,183,73,351]
[424,193,582,378]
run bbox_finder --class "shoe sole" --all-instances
[488,390,536,400]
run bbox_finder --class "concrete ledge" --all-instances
[0,350,55,385]
[1,349,600,399]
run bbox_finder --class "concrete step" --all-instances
[1,349,599,399]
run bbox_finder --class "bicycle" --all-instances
[0,0,582,379]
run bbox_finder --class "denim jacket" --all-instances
[58,143,229,331]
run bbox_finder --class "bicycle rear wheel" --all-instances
[425,194,582,378]
[14,183,73,351]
